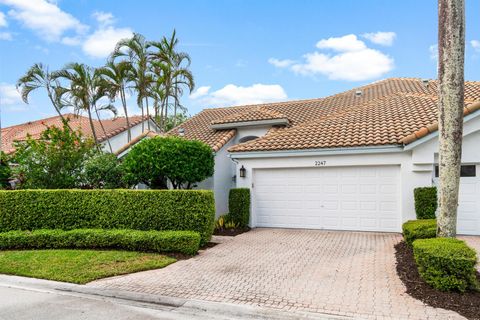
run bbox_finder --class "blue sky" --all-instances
[0,0,479,127]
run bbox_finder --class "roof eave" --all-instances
[210,118,289,130]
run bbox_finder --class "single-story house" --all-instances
[1,113,159,155]
[169,78,480,235]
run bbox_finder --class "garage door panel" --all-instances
[254,166,401,232]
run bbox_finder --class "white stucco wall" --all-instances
[100,119,159,154]
[230,114,480,230]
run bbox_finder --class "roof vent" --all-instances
[355,90,362,97]
[422,79,429,87]
[178,128,185,137]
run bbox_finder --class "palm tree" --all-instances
[148,30,194,131]
[97,60,133,142]
[16,63,72,129]
[53,63,117,152]
[112,33,151,132]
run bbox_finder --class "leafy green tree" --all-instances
[164,112,189,132]
[83,153,126,189]
[0,152,11,189]
[12,123,95,189]
[122,136,214,189]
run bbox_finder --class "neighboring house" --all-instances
[169,78,480,235]
[1,113,159,155]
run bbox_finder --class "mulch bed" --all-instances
[395,241,480,320]
[213,227,250,237]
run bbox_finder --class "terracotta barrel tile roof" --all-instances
[167,78,480,153]
[211,107,288,125]
[1,113,148,154]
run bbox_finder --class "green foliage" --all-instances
[414,187,437,219]
[12,122,95,189]
[229,188,250,227]
[122,136,214,189]
[0,152,11,189]
[413,238,478,292]
[83,153,126,189]
[0,189,215,245]
[0,229,200,255]
[214,214,239,231]
[163,113,189,132]
[402,219,437,246]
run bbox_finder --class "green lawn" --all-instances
[0,249,176,284]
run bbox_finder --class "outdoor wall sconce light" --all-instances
[239,165,246,178]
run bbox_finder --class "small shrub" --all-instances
[0,229,201,255]
[402,219,437,246]
[214,214,238,231]
[229,188,250,227]
[0,189,215,245]
[83,153,126,189]
[413,238,478,292]
[414,187,437,219]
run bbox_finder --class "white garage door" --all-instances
[253,166,401,232]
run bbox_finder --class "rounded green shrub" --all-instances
[413,238,478,292]
[414,187,437,219]
[402,219,437,246]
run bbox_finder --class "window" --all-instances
[434,165,476,178]
[238,136,259,143]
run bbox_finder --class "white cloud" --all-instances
[429,44,438,60]
[0,82,27,111]
[82,25,133,58]
[268,58,296,68]
[362,31,396,46]
[271,34,394,81]
[189,86,211,99]
[0,11,7,27]
[471,40,480,52]
[190,84,287,107]
[316,34,366,52]
[2,0,88,42]
[0,31,12,40]
[92,11,114,26]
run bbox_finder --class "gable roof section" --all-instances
[211,106,289,128]
[168,78,480,153]
[1,113,148,154]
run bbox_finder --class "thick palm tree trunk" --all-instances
[120,89,131,142]
[86,107,100,151]
[94,107,113,153]
[437,0,465,238]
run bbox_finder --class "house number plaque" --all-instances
[314,160,327,166]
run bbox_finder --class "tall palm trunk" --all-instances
[86,107,100,151]
[139,99,145,132]
[173,83,178,127]
[94,106,113,153]
[144,96,151,131]
[120,88,131,142]
[437,0,465,238]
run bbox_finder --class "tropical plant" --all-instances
[122,136,214,189]
[53,63,117,152]
[83,152,126,189]
[12,122,95,189]
[16,63,71,129]
[96,60,133,141]
[112,33,152,132]
[164,112,189,132]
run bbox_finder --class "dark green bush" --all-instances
[0,189,215,245]
[0,229,200,255]
[402,219,437,246]
[413,238,478,292]
[414,187,437,219]
[229,188,250,227]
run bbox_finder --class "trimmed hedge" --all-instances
[402,219,437,246]
[414,187,437,219]
[413,238,478,292]
[0,190,215,245]
[229,188,250,227]
[0,229,201,255]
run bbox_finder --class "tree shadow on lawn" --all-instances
[395,241,480,320]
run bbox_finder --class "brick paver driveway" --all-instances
[89,229,472,320]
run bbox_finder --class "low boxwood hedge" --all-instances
[402,219,437,246]
[414,187,437,219]
[413,238,478,292]
[0,229,201,255]
[229,188,250,227]
[0,189,215,245]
